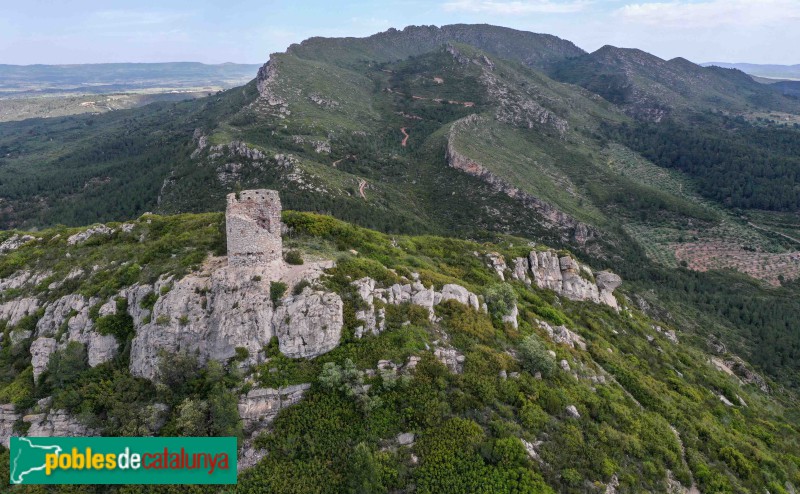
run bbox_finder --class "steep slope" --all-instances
[0,210,798,493]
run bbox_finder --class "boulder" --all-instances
[502,302,519,329]
[566,405,581,418]
[30,338,57,381]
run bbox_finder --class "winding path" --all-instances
[400,127,410,147]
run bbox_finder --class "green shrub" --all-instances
[484,283,517,321]
[285,250,304,265]
[270,281,288,305]
[518,335,556,377]
[293,279,311,295]
[140,291,158,310]
[437,300,495,343]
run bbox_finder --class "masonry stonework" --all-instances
[226,189,282,266]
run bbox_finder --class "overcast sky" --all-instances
[1,0,797,65]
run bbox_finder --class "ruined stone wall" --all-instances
[226,189,282,266]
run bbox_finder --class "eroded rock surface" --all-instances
[526,251,621,309]
[352,277,483,337]
[23,409,97,438]
[273,289,343,358]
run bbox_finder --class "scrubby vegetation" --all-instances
[0,211,798,493]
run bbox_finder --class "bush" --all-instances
[293,279,311,295]
[140,291,158,310]
[484,283,517,321]
[270,281,288,305]
[518,335,556,378]
[285,250,304,265]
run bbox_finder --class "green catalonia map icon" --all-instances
[10,437,63,484]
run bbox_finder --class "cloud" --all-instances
[442,0,590,15]
[617,0,800,28]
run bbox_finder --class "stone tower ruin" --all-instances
[226,189,282,266]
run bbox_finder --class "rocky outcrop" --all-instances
[485,252,507,280]
[0,404,19,447]
[446,117,597,246]
[434,346,466,374]
[0,270,51,295]
[238,384,311,433]
[130,260,344,379]
[35,294,92,337]
[32,293,117,369]
[129,265,275,379]
[525,250,621,309]
[0,297,39,327]
[537,319,586,350]
[237,383,311,472]
[30,338,57,381]
[254,55,290,117]
[595,271,623,308]
[67,225,113,245]
[0,234,35,252]
[352,277,482,337]
[273,289,343,358]
[23,409,97,437]
[511,257,531,285]
[502,303,519,329]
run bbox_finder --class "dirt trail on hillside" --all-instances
[400,127,409,147]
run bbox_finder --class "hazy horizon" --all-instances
[2,0,799,66]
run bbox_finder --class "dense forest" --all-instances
[609,115,800,211]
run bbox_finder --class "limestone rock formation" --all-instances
[0,404,19,447]
[485,252,507,280]
[526,250,621,309]
[67,225,113,245]
[273,288,344,358]
[35,294,92,337]
[511,257,531,285]
[237,383,312,472]
[352,277,483,337]
[0,297,39,327]
[23,409,97,437]
[238,384,311,433]
[30,338,57,381]
[0,234,36,253]
[538,320,586,350]
[129,265,275,379]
